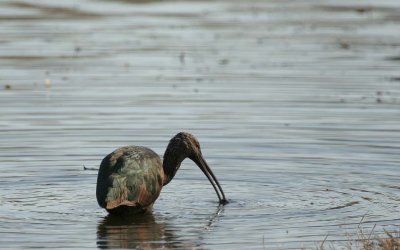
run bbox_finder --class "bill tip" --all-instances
[219,198,229,205]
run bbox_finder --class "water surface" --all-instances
[0,0,399,249]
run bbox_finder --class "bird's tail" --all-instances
[105,175,137,210]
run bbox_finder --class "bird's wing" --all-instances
[96,146,164,210]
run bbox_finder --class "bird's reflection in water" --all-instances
[97,213,173,249]
[97,204,227,249]
[97,213,197,249]
[204,204,225,231]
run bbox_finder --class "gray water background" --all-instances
[0,0,399,249]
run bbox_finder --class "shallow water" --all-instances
[0,0,400,249]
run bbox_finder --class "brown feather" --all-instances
[96,146,164,214]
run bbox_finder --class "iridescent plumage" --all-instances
[96,132,227,215]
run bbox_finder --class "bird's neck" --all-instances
[162,147,186,186]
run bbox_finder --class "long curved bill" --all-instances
[195,155,228,205]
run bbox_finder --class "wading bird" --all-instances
[96,132,227,215]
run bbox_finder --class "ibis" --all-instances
[96,132,227,215]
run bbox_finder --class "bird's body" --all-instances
[96,146,164,214]
[96,132,227,215]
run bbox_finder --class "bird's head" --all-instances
[170,132,202,160]
[163,132,228,204]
